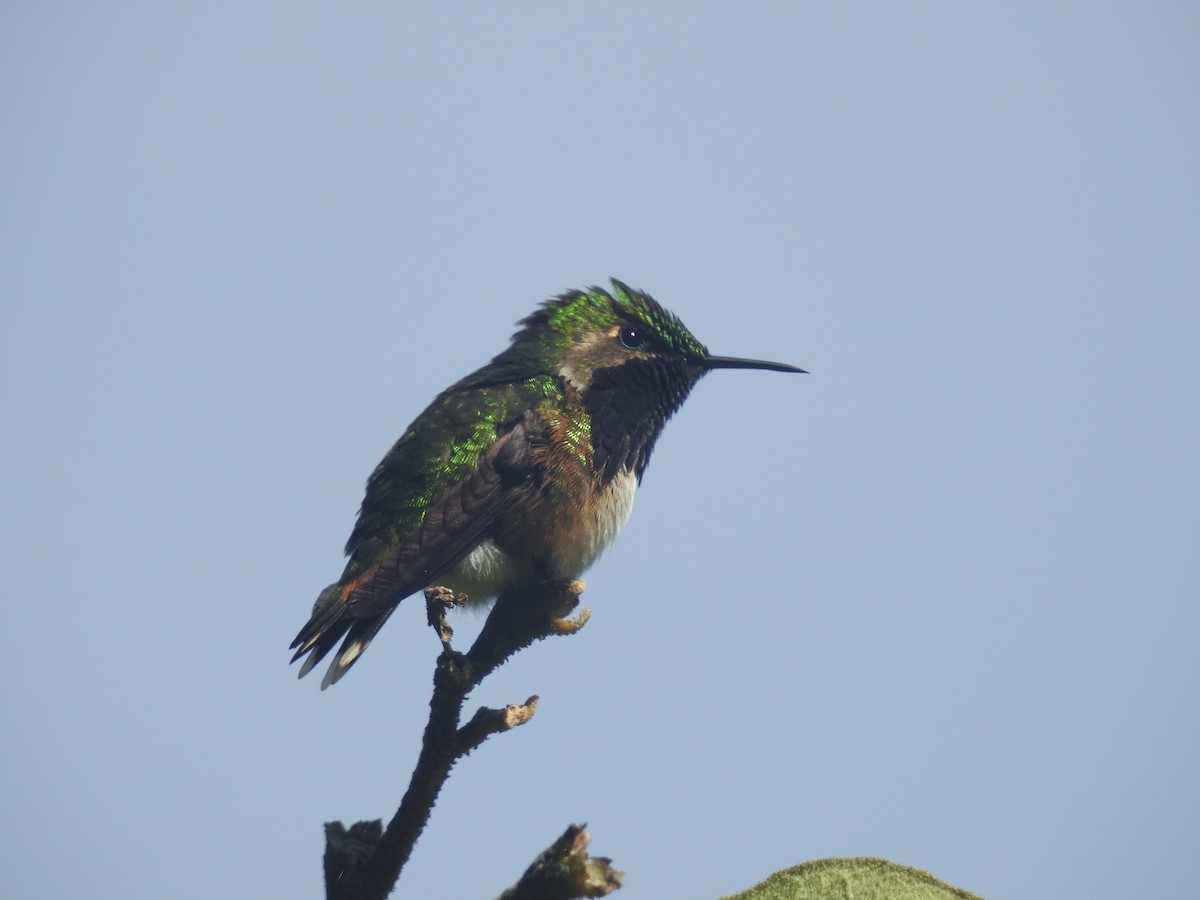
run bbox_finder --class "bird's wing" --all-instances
[289,383,546,679]
[340,406,538,618]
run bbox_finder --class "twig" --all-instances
[321,579,590,900]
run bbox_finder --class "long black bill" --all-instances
[702,355,807,374]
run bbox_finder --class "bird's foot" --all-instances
[425,585,469,650]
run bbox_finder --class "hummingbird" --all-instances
[291,279,804,688]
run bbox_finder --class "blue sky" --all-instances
[2,3,1197,898]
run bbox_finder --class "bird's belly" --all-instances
[439,469,638,606]
[439,540,531,607]
[548,467,637,577]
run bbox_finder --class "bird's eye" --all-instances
[618,326,646,349]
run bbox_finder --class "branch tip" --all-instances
[497,823,624,899]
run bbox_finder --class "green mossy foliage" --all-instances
[719,857,983,900]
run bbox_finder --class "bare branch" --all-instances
[321,579,589,900]
[323,821,382,900]
[458,696,540,756]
